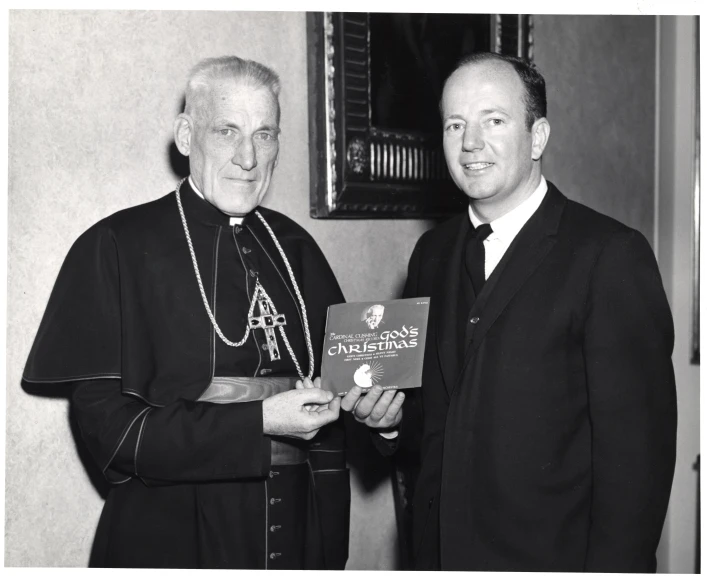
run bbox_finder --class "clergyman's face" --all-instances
[178,79,280,216]
[366,307,384,329]
[441,60,549,219]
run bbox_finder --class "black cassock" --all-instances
[23,180,350,569]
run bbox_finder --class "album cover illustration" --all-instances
[321,297,430,396]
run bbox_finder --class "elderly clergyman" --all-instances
[22,56,350,569]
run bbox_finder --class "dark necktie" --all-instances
[465,223,493,294]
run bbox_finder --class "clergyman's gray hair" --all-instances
[184,56,281,123]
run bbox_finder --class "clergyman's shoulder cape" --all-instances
[22,189,344,406]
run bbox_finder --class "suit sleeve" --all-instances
[582,229,677,572]
[72,379,271,485]
[370,238,425,457]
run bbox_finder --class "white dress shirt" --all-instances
[468,176,548,280]
[188,176,244,226]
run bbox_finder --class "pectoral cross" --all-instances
[249,292,287,361]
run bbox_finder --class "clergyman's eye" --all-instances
[255,132,277,142]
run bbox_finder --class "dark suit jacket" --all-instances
[396,182,677,572]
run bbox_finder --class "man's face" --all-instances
[366,307,384,329]
[441,61,548,219]
[180,80,280,216]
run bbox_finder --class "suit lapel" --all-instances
[434,214,472,395]
[454,184,567,392]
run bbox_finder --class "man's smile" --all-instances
[463,162,494,171]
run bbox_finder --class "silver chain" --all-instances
[254,210,315,381]
[174,178,314,380]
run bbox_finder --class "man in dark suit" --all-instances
[341,52,677,572]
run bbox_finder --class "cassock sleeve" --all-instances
[72,379,271,485]
[582,229,677,572]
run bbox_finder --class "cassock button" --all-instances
[269,470,279,478]
[270,525,281,533]
[242,247,251,254]
[269,552,281,560]
[249,269,257,278]
[261,343,269,351]
[260,368,272,375]
[235,226,242,234]
[270,497,281,505]
[470,317,480,324]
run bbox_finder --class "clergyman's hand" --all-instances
[295,377,331,412]
[340,385,404,432]
[262,388,341,440]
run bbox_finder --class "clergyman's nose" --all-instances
[233,138,257,171]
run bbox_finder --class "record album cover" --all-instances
[321,297,430,396]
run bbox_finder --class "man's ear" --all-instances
[530,117,551,161]
[174,114,193,157]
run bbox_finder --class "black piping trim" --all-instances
[234,226,263,377]
[309,449,345,453]
[309,468,349,473]
[134,408,152,477]
[22,373,121,383]
[101,406,150,474]
[123,389,166,408]
[211,226,221,380]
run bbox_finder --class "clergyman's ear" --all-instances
[174,114,193,157]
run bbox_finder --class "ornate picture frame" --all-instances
[691,19,700,365]
[307,12,534,219]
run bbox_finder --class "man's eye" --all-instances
[256,132,276,141]
[219,128,234,136]
[445,123,462,132]
[489,118,504,126]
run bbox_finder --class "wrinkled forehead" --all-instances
[193,77,281,124]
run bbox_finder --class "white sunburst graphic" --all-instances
[353,361,384,388]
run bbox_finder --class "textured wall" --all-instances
[6,10,659,570]
[534,15,656,239]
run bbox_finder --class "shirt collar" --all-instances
[188,175,244,226]
[468,176,548,243]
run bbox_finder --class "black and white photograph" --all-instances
[3,1,702,573]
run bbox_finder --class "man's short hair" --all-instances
[185,56,281,123]
[443,52,547,131]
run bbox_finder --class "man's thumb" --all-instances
[299,387,334,404]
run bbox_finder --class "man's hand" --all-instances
[295,377,332,412]
[262,388,341,440]
[340,385,404,431]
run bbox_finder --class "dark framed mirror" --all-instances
[307,12,534,219]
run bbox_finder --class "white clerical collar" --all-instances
[188,175,244,226]
[468,176,548,243]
